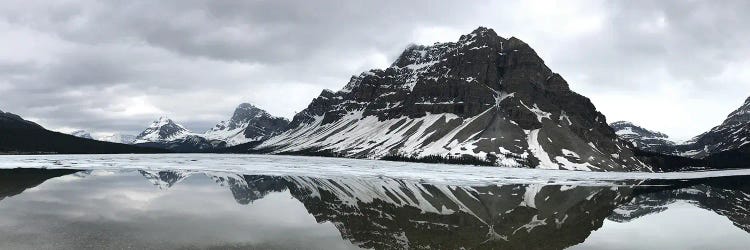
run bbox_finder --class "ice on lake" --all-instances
[2,153,750,186]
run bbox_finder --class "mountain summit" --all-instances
[255,27,651,171]
[134,117,191,143]
[204,103,289,146]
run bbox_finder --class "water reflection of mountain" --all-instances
[1,168,749,250]
[207,173,286,205]
[285,177,638,249]
[611,177,750,233]
[0,168,79,201]
[134,170,750,249]
[138,170,193,190]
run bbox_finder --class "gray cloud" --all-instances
[0,0,749,139]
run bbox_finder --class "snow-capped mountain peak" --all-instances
[203,103,289,146]
[134,116,192,143]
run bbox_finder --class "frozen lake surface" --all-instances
[2,153,750,185]
[0,154,749,249]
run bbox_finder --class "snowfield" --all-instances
[0,154,748,186]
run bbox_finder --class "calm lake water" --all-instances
[0,154,749,249]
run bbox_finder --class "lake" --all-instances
[0,154,749,249]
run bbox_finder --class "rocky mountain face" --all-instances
[255,27,650,171]
[70,130,94,140]
[203,103,289,146]
[133,104,288,152]
[675,96,750,158]
[610,121,676,154]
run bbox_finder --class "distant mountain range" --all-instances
[62,103,290,152]
[2,26,750,171]
[129,103,289,152]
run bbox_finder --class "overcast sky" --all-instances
[1,0,748,140]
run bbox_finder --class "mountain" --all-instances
[250,27,650,171]
[133,117,224,152]
[0,109,167,154]
[134,117,192,143]
[203,103,289,146]
[609,121,676,154]
[70,130,94,139]
[98,133,136,144]
[674,96,750,158]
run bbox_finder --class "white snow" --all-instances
[133,117,193,144]
[526,129,557,169]
[518,100,551,123]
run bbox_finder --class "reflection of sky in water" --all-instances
[0,172,360,249]
[0,169,749,249]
